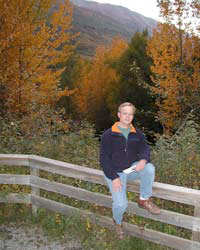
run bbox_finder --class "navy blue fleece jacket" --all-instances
[100,122,150,180]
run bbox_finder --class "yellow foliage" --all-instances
[147,22,200,131]
[0,0,76,114]
[74,37,128,118]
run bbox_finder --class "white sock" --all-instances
[140,197,147,200]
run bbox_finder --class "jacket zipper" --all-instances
[124,137,128,153]
[116,133,128,154]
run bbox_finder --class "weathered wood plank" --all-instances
[1,154,199,206]
[29,155,103,184]
[0,154,29,166]
[31,195,200,250]
[0,174,30,185]
[127,181,200,207]
[30,168,40,216]
[30,176,200,232]
[192,206,200,244]
[29,155,200,206]
[0,193,31,203]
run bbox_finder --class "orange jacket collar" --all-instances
[111,122,136,133]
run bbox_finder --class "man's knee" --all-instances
[145,163,155,176]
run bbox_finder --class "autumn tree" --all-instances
[0,0,76,116]
[147,0,200,133]
[74,37,128,132]
[158,0,199,34]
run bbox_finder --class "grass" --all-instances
[0,203,172,250]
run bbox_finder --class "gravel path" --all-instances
[0,223,83,250]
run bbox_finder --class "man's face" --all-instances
[118,106,134,127]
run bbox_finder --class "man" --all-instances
[100,102,160,240]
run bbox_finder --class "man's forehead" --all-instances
[120,106,133,110]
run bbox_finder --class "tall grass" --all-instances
[152,119,200,189]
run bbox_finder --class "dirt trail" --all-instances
[0,223,83,250]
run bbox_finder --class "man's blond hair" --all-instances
[118,102,136,113]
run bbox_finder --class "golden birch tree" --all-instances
[147,0,200,132]
[0,0,76,115]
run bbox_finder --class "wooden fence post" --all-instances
[191,205,200,249]
[30,167,40,216]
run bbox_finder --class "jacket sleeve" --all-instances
[137,130,150,162]
[100,130,119,180]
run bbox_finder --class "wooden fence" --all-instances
[0,154,200,250]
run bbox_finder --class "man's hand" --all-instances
[134,159,147,172]
[112,178,122,192]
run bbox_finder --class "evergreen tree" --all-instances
[116,30,161,138]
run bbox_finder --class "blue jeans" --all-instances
[104,162,155,224]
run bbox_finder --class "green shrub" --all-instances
[152,118,200,189]
[0,110,100,169]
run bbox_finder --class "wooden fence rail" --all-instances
[0,154,200,250]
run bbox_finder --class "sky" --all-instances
[88,0,161,21]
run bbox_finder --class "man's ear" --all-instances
[117,111,120,119]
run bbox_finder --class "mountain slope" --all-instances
[70,0,158,56]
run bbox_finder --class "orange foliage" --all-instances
[148,1,200,132]
[157,0,199,34]
[75,37,128,118]
[0,0,76,114]
[147,22,200,131]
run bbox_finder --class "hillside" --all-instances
[70,0,158,56]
